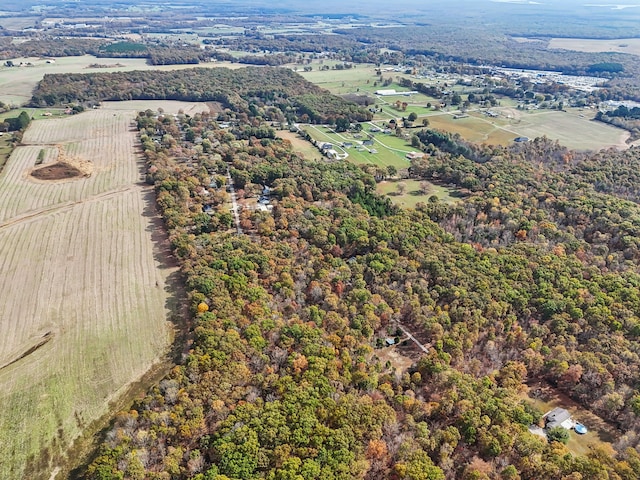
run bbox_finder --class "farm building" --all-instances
[375,89,398,96]
[544,407,573,430]
[406,151,425,161]
[375,89,419,96]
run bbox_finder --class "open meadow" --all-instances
[506,109,629,151]
[276,129,322,161]
[0,101,203,479]
[426,112,523,146]
[376,179,458,207]
[401,108,629,151]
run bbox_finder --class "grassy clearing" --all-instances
[397,108,629,150]
[0,104,186,479]
[378,103,433,119]
[377,179,457,208]
[426,112,518,146]
[298,63,378,91]
[0,108,67,122]
[523,383,617,457]
[508,109,628,150]
[276,130,322,161]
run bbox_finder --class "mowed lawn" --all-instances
[302,124,414,169]
[377,179,458,208]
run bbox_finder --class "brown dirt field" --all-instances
[28,144,93,182]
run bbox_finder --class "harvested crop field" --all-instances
[0,104,190,479]
[548,37,640,55]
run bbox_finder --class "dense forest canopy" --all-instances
[30,67,371,123]
[77,93,640,478]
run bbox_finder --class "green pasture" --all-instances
[299,64,379,92]
[0,108,66,122]
[378,103,434,119]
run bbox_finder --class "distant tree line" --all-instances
[30,67,371,123]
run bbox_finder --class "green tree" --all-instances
[335,117,350,132]
[546,427,569,444]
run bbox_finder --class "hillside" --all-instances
[80,105,640,479]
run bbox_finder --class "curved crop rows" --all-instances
[0,106,182,479]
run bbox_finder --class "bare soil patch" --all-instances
[371,346,414,380]
[30,162,88,181]
[28,145,93,182]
